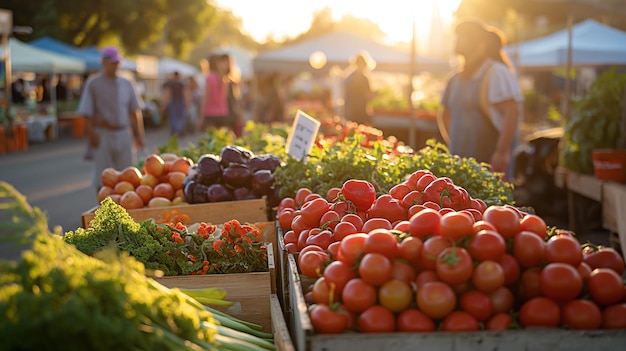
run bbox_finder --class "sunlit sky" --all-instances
[215,0,462,44]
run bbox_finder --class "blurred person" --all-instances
[11,78,27,104]
[222,53,244,137]
[255,73,284,124]
[186,75,201,134]
[77,46,145,191]
[343,51,376,125]
[198,53,230,132]
[160,71,191,136]
[437,19,522,178]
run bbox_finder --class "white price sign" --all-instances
[286,110,320,162]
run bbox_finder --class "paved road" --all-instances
[0,125,202,259]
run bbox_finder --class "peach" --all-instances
[101,167,120,188]
[171,157,193,175]
[109,194,122,204]
[167,171,186,191]
[175,189,184,199]
[135,185,154,205]
[160,153,179,163]
[172,196,185,205]
[120,191,144,209]
[114,181,135,195]
[153,182,174,200]
[140,173,159,188]
[97,186,115,203]
[119,166,143,188]
[143,154,165,177]
[148,196,172,208]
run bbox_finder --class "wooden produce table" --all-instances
[555,167,626,260]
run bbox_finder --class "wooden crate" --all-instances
[82,198,268,228]
[285,255,626,351]
[271,293,296,351]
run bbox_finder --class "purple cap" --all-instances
[101,46,121,63]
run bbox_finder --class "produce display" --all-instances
[65,198,269,276]
[276,172,626,333]
[0,182,274,351]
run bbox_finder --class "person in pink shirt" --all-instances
[198,54,230,131]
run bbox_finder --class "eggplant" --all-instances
[183,180,197,203]
[206,183,233,202]
[267,186,282,209]
[195,154,222,185]
[220,145,254,168]
[222,163,253,188]
[251,169,275,196]
[191,183,209,204]
[248,154,282,173]
[233,187,258,201]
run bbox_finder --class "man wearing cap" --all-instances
[77,45,145,191]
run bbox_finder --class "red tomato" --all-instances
[361,217,393,234]
[472,260,505,293]
[299,244,324,257]
[298,250,329,278]
[323,260,357,295]
[303,193,323,204]
[470,198,488,213]
[306,229,334,250]
[390,260,417,283]
[389,183,412,201]
[409,208,441,238]
[397,309,436,332]
[438,208,455,216]
[577,261,593,280]
[416,281,457,319]
[540,262,583,302]
[327,241,340,259]
[472,220,498,233]
[545,234,583,266]
[513,231,546,268]
[300,197,330,227]
[488,286,515,314]
[519,214,547,238]
[486,312,514,330]
[398,236,423,267]
[415,270,439,288]
[278,208,295,230]
[358,305,396,333]
[367,194,408,224]
[482,206,521,239]
[358,252,393,286]
[393,220,410,233]
[587,268,625,306]
[439,211,474,242]
[291,214,310,237]
[337,233,367,266]
[363,228,400,259]
[463,208,483,222]
[278,197,296,212]
[319,210,341,231]
[561,299,602,330]
[311,277,340,305]
[283,229,297,245]
[467,229,506,262]
[422,201,441,211]
[602,303,626,329]
[416,173,437,191]
[406,170,434,189]
[294,188,313,207]
[499,253,521,286]
[332,221,357,242]
[460,290,494,322]
[285,242,298,253]
[519,297,561,327]
[379,279,413,313]
[402,190,424,209]
[341,179,376,212]
[436,247,474,285]
[309,303,349,334]
[440,311,480,331]
[297,229,311,250]
[341,213,364,231]
[421,236,452,270]
[341,278,377,313]
[408,204,428,218]
[517,267,543,302]
[583,246,625,275]
[325,187,341,202]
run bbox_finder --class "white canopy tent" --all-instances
[4,38,86,73]
[505,19,626,69]
[158,57,200,78]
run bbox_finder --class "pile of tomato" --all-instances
[276,170,626,334]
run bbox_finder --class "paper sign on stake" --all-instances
[285,110,320,162]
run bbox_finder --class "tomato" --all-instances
[278,208,295,231]
[439,211,475,242]
[401,190,424,209]
[397,309,436,332]
[363,228,399,259]
[358,305,396,333]
[323,260,357,295]
[379,279,413,313]
[361,217,393,233]
[337,233,367,266]
[460,290,494,322]
[436,247,474,285]
[283,229,297,245]
[421,236,452,270]
[587,268,625,306]
[519,214,547,238]
[519,297,560,327]
[398,236,423,267]
[306,229,334,250]
[406,170,434,189]
[517,267,543,302]
[438,207,455,216]
[285,242,298,253]
[297,229,311,250]
[472,220,497,233]
[325,187,342,202]
[299,244,324,257]
[300,197,330,227]
[332,221,357,242]
[540,262,583,302]
[408,204,428,218]
[416,173,437,191]
[327,241,340,259]
[470,198,488,213]
[303,193,323,204]
[577,261,592,280]
[341,179,376,212]
[342,278,377,313]
[309,303,349,334]
[486,312,514,330]
[319,210,341,231]
[488,286,515,314]
[278,197,296,213]
[390,260,417,283]
[341,213,364,232]
[367,194,408,224]
[298,250,329,278]
[583,245,625,275]
[408,208,441,238]
[545,234,583,266]
[294,188,313,207]
[415,270,439,288]
[462,208,483,222]
[422,201,441,211]
[451,281,471,296]
[291,214,310,237]
[416,281,457,319]
[561,299,602,330]
[358,252,393,286]
[499,253,521,286]
[513,231,546,268]
[440,311,480,331]
[389,183,412,201]
[311,277,340,305]
[393,220,411,233]
[602,303,626,329]
[467,229,506,262]
[472,260,505,293]
[482,206,520,239]
[330,201,354,218]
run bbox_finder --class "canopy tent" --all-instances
[505,19,626,69]
[29,36,138,72]
[158,57,200,78]
[252,31,450,74]
[218,46,255,80]
[3,38,86,73]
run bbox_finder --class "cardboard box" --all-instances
[82,198,268,228]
